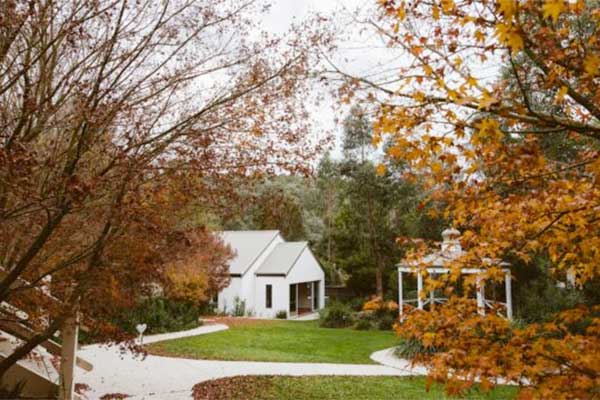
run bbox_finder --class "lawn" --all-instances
[192,376,518,400]
[147,318,398,364]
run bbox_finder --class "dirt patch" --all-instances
[193,376,274,400]
[203,316,278,328]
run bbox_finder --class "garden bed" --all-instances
[192,376,518,400]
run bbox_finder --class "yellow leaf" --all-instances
[543,0,566,22]
[397,4,407,21]
[554,85,568,103]
[495,23,523,52]
[479,91,499,110]
[499,0,516,18]
[441,0,455,14]
[583,55,600,76]
[424,64,434,76]
[413,91,426,102]
[376,164,387,176]
[474,30,486,43]
[422,332,436,347]
[432,4,440,20]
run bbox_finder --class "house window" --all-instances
[266,284,272,309]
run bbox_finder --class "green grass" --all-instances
[192,376,518,400]
[148,320,398,364]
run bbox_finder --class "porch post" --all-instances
[505,270,513,320]
[476,275,485,316]
[59,315,78,400]
[311,281,315,312]
[417,271,424,310]
[398,270,403,320]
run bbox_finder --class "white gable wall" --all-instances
[254,276,287,318]
[254,248,325,318]
[286,248,325,311]
[217,233,284,315]
[217,276,241,313]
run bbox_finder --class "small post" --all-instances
[417,271,424,310]
[398,270,403,320]
[136,323,147,344]
[505,270,513,320]
[59,315,78,400]
[476,275,485,316]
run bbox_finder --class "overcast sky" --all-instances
[258,0,396,160]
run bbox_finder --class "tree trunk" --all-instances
[365,176,384,298]
[375,264,384,298]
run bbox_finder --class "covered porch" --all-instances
[289,281,320,317]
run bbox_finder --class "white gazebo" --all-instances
[397,228,513,321]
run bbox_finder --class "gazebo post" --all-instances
[417,271,424,310]
[505,270,513,320]
[398,269,403,319]
[476,275,485,316]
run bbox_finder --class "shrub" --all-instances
[516,278,584,323]
[275,310,287,319]
[319,302,354,328]
[394,338,438,360]
[360,296,399,330]
[232,296,246,317]
[376,314,396,331]
[363,296,399,315]
[346,297,368,312]
[354,318,372,330]
[112,297,201,335]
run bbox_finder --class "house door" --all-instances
[289,283,297,314]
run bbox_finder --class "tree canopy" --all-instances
[332,0,600,397]
[0,0,325,378]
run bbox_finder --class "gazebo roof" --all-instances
[397,228,509,270]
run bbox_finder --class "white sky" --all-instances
[255,0,504,165]
[258,0,396,160]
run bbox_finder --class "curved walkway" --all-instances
[370,347,429,375]
[78,324,424,400]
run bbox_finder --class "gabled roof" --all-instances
[217,230,280,276]
[255,242,307,277]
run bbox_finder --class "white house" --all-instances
[216,230,325,318]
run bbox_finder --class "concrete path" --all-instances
[136,324,229,345]
[370,347,429,375]
[78,325,424,400]
[289,312,319,321]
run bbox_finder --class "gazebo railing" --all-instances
[397,266,513,322]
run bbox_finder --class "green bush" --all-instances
[113,297,201,335]
[354,318,373,330]
[275,310,287,319]
[346,297,368,312]
[394,338,438,360]
[516,278,584,323]
[232,296,247,317]
[376,314,396,331]
[319,302,354,328]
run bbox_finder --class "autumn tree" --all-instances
[327,0,599,397]
[0,0,325,380]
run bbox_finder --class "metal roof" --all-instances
[255,242,308,276]
[217,230,280,275]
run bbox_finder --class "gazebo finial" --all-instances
[441,227,461,253]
